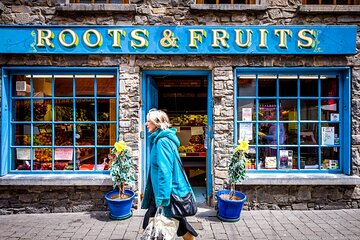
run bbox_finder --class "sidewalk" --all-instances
[1,207,360,240]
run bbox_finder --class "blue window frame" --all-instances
[234,67,351,174]
[1,67,119,175]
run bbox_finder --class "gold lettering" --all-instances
[234,29,252,48]
[130,29,149,49]
[58,29,78,48]
[188,29,206,48]
[275,29,292,49]
[108,29,126,48]
[36,29,54,48]
[211,29,229,48]
[259,29,268,48]
[83,29,103,48]
[298,29,315,49]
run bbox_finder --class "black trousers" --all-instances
[142,198,198,237]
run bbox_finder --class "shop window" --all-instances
[302,0,360,4]
[5,69,118,173]
[235,68,350,173]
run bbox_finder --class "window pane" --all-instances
[300,99,318,120]
[321,99,338,121]
[238,123,255,144]
[14,100,30,121]
[96,148,112,170]
[55,124,73,146]
[13,75,30,97]
[34,100,52,121]
[300,123,318,145]
[13,148,31,171]
[321,123,339,145]
[34,148,53,170]
[258,147,277,169]
[237,99,255,121]
[98,99,116,121]
[98,124,116,145]
[237,75,256,97]
[300,76,318,97]
[259,100,276,121]
[97,75,116,97]
[55,100,73,121]
[279,76,297,97]
[283,123,297,145]
[54,77,73,97]
[279,148,297,169]
[34,124,52,146]
[76,76,94,97]
[321,76,338,97]
[279,99,297,120]
[54,148,73,171]
[33,76,52,97]
[76,124,95,145]
[76,100,94,121]
[300,147,318,169]
[77,147,95,170]
[258,75,276,97]
[321,147,340,170]
[14,124,31,146]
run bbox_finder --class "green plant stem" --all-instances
[229,183,235,200]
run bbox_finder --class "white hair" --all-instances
[146,108,172,130]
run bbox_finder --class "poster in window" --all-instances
[242,108,252,121]
[321,127,335,145]
[55,148,73,161]
[239,123,253,141]
[16,148,31,160]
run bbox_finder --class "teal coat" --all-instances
[141,128,195,217]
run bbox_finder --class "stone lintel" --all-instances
[0,174,113,186]
[298,5,360,14]
[242,173,360,185]
[55,4,137,13]
[189,4,267,12]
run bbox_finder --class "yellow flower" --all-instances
[234,140,249,153]
[114,141,128,156]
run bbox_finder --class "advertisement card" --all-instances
[16,148,31,160]
[55,148,73,161]
[242,108,252,121]
[322,127,335,145]
[239,123,253,141]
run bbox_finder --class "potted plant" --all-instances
[216,140,249,222]
[104,141,136,220]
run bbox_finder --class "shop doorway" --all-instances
[141,70,213,206]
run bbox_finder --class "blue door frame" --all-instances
[141,70,213,200]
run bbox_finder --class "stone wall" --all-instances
[0,0,360,212]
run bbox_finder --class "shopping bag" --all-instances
[141,207,179,240]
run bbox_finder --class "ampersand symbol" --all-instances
[160,29,179,48]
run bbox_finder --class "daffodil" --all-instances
[114,141,128,156]
[234,140,249,153]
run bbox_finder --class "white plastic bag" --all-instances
[141,207,179,240]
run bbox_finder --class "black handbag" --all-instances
[170,153,198,218]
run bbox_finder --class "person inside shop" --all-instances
[142,108,198,240]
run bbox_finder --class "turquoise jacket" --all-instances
[141,128,195,217]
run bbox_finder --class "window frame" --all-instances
[234,67,351,174]
[1,67,119,175]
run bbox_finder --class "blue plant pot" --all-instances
[216,189,247,222]
[105,189,135,220]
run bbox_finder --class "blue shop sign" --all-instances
[0,25,357,55]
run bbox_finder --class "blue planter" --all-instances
[216,189,247,222]
[105,189,135,220]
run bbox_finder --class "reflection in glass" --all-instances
[76,77,94,97]
[97,99,116,121]
[237,75,256,96]
[55,100,73,121]
[97,124,116,145]
[97,75,116,97]
[282,123,297,145]
[96,148,112,170]
[321,99,338,121]
[321,147,340,169]
[34,100,51,121]
[259,100,276,121]
[300,77,318,97]
[300,123,318,144]
[76,124,95,145]
[279,99,297,120]
[14,124,31,146]
[55,77,73,97]
[55,124,73,146]
[14,100,31,121]
[237,99,255,121]
[300,147,318,169]
[33,77,52,97]
[34,124,52,146]
[76,99,94,121]
[321,76,338,97]
[279,77,297,97]
[13,75,31,97]
[300,99,318,120]
[258,75,276,97]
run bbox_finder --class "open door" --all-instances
[1,70,10,176]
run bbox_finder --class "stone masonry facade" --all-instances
[0,0,360,213]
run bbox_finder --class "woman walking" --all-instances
[141,109,198,240]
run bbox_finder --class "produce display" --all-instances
[170,114,207,126]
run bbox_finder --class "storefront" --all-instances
[1,1,360,213]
